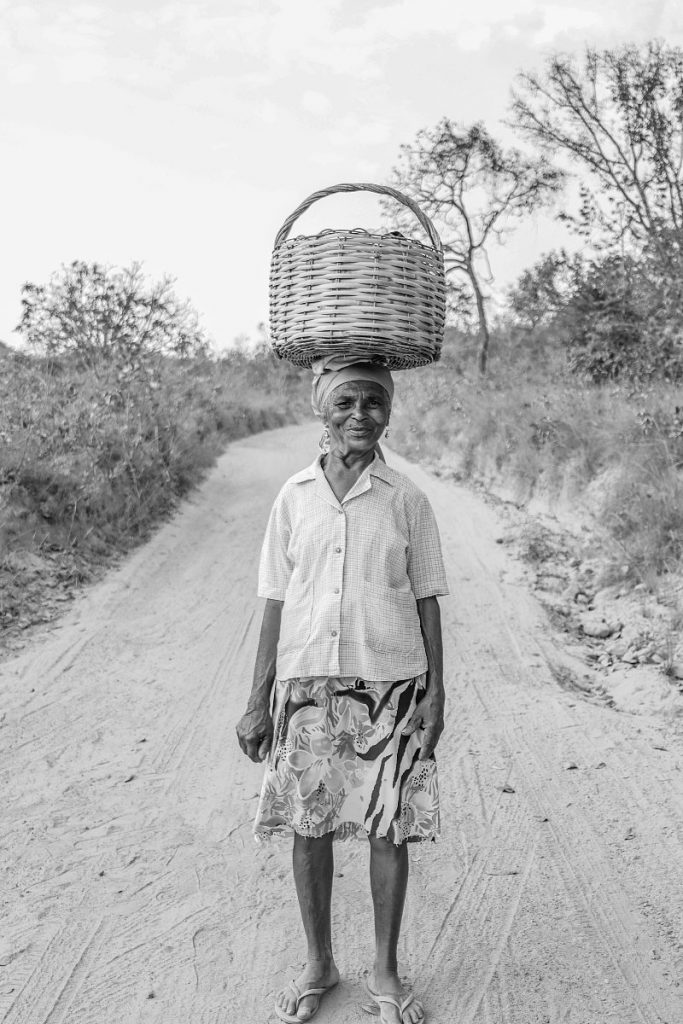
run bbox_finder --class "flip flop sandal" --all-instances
[362,979,425,1022]
[274,980,337,1023]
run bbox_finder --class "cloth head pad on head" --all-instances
[311,355,395,418]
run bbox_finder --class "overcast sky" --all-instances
[3,0,682,350]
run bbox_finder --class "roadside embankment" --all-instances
[390,346,683,708]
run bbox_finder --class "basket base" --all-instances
[272,341,440,370]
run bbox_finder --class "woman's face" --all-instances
[324,380,390,455]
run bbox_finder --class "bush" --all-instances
[601,442,683,577]
[507,248,683,383]
[562,256,657,381]
[0,344,309,638]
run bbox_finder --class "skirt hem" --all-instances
[254,819,439,846]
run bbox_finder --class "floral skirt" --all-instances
[253,675,440,844]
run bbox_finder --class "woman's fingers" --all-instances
[402,712,421,736]
[419,723,441,760]
[242,728,271,763]
[401,695,444,758]
[236,721,271,763]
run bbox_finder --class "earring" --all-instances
[385,428,390,439]
[319,427,330,451]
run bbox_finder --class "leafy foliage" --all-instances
[16,261,209,364]
[508,247,683,381]
[506,250,580,331]
[562,256,649,380]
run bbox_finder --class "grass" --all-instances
[390,328,683,585]
[0,344,309,642]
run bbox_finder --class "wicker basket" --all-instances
[269,182,446,369]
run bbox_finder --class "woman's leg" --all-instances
[369,836,423,1024]
[275,832,340,1021]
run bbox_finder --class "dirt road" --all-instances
[2,422,683,1024]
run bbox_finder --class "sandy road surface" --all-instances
[2,422,683,1024]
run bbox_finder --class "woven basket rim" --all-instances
[273,182,443,253]
[280,227,435,247]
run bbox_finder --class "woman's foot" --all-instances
[275,960,340,1022]
[368,968,424,1024]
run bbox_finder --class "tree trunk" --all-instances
[470,271,490,374]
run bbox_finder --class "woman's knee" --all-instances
[368,834,407,858]
[293,831,335,860]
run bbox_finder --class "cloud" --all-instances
[533,5,602,44]
[131,0,623,85]
[0,0,626,98]
[1,2,109,84]
[360,0,610,51]
[301,90,331,116]
[6,61,35,85]
[325,113,392,149]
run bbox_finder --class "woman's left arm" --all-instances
[403,596,445,760]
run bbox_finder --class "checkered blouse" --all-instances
[258,454,449,682]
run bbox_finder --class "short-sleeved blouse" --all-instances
[258,454,448,682]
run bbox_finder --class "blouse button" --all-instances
[334,588,340,594]
[331,630,338,637]
[335,546,342,553]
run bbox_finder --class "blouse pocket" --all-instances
[362,581,423,657]
[278,586,312,653]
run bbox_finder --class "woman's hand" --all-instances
[236,598,282,763]
[402,689,445,760]
[408,595,446,759]
[236,701,273,763]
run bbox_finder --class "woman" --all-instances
[236,356,448,1024]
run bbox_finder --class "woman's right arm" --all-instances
[235,598,283,763]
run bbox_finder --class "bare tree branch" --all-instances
[384,118,562,372]
[510,41,683,259]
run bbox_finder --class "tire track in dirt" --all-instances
[2,918,107,1024]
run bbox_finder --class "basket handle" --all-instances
[273,182,443,253]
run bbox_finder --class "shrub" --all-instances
[0,344,309,638]
[600,412,683,577]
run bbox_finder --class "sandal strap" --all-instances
[286,980,302,1002]
[376,991,423,1018]
[378,993,415,1008]
[376,994,403,1011]
[296,987,327,1002]
[285,980,329,1009]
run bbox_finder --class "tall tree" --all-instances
[386,118,562,372]
[511,42,683,257]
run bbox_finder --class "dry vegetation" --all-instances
[391,328,683,586]
[0,343,309,648]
